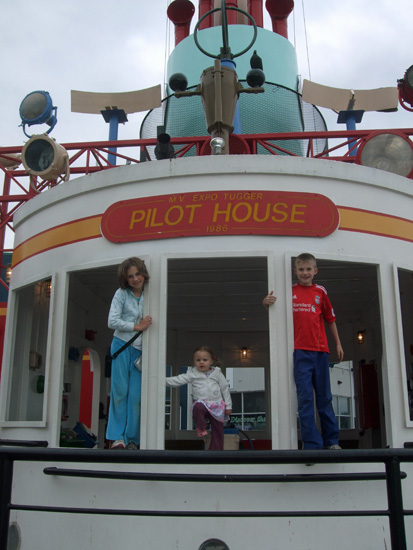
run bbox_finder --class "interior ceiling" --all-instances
[73,256,379,333]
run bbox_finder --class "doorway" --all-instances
[165,255,271,449]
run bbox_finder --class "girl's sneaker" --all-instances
[110,439,126,450]
[196,427,208,438]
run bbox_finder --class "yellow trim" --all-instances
[12,216,102,267]
[0,307,7,316]
[338,208,413,242]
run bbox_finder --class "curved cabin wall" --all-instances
[0,155,412,449]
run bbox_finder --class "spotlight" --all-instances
[21,134,69,181]
[154,133,175,160]
[19,91,57,138]
[241,347,248,359]
[398,65,413,111]
[0,153,21,170]
[356,131,413,177]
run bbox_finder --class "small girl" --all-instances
[106,257,152,450]
[166,346,232,450]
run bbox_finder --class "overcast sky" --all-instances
[1,0,412,150]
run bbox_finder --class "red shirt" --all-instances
[292,283,336,352]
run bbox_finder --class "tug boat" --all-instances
[0,1,413,549]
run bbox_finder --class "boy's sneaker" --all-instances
[126,442,139,450]
[110,439,126,450]
[324,444,342,450]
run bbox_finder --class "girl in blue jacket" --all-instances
[106,257,152,450]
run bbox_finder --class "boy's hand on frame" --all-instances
[336,344,344,363]
[263,290,277,308]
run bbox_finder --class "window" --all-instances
[230,390,266,430]
[333,395,354,429]
[398,268,413,421]
[330,361,355,430]
[6,279,51,421]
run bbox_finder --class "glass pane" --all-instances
[339,416,351,430]
[339,396,350,416]
[231,392,242,413]
[7,279,51,421]
[398,269,413,420]
[244,391,265,413]
[178,366,190,430]
[230,412,266,431]
[165,366,172,429]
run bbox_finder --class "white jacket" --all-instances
[166,367,232,408]
[108,288,144,349]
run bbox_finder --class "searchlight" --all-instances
[356,131,413,177]
[21,134,69,181]
[398,65,413,112]
[19,91,57,138]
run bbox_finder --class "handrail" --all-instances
[1,446,413,549]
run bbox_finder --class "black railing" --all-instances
[1,445,413,549]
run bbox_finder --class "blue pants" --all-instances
[106,337,142,445]
[293,350,339,450]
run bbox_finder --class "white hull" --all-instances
[1,154,413,549]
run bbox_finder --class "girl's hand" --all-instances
[225,409,232,416]
[134,315,152,332]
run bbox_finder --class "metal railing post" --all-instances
[386,456,407,550]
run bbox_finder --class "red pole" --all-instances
[248,0,263,27]
[198,0,213,29]
[0,174,11,267]
[226,0,238,25]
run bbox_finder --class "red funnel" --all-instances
[167,0,196,46]
[265,0,294,38]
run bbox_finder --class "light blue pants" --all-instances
[293,350,339,450]
[106,337,142,445]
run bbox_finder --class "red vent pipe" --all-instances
[265,0,294,39]
[198,0,213,30]
[167,0,196,46]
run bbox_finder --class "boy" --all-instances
[263,253,344,450]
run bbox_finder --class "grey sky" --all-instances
[0,0,411,148]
